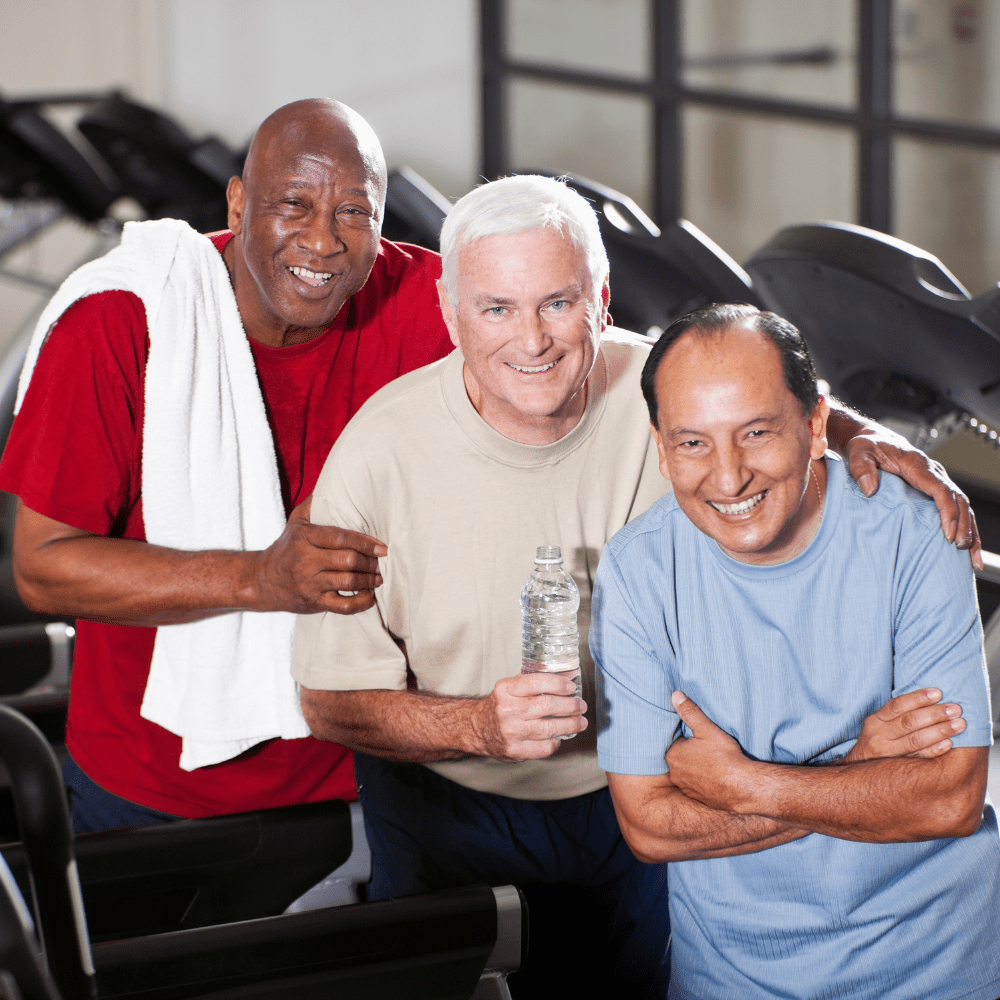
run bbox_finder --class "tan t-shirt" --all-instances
[293,332,671,799]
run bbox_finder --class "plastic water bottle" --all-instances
[520,545,581,739]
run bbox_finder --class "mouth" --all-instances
[709,490,767,515]
[505,358,560,374]
[288,266,333,287]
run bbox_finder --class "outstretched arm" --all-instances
[300,672,587,763]
[13,496,385,626]
[825,398,981,567]
[666,692,986,843]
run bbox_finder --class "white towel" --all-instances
[16,219,311,770]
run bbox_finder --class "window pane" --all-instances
[894,0,1000,128]
[507,0,650,80]
[682,0,856,107]
[683,107,856,264]
[509,80,651,213]
[895,138,1000,295]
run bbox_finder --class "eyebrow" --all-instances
[472,284,584,309]
[280,180,373,199]
[667,413,783,438]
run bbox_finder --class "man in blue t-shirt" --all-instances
[592,303,1000,999]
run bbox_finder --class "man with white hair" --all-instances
[293,175,974,996]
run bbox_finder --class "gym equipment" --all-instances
[541,172,763,336]
[78,96,240,233]
[383,166,451,249]
[0,703,524,1000]
[745,221,1000,449]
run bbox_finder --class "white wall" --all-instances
[0,0,479,353]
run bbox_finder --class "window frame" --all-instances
[480,0,1000,232]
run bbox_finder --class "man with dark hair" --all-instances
[0,98,454,830]
[594,304,1000,998]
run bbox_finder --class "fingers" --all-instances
[903,716,966,758]
[317,589,378,616]
[671,690,716,735]
[874,687,943,721]
[848,448,880,498]
[955,499,983,570]
[308,523,388,558]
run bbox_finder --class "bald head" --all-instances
[243,98,386,199]
[225,99,388,347]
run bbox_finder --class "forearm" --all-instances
[300,687,487,762]
[726,749,987,842]
[14,530,264,626]
[607,773,808,863]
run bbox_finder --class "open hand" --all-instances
[845,428,981,568]
[472,672,587,763]
[843,688,965,762]
[665,691,753,812]
[252,496,387,615]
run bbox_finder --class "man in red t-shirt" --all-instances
[0,98,454,830]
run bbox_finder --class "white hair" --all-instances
[439,175,609,308]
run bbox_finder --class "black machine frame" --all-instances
[480,0,1000,234]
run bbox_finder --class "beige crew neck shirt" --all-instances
[293,331,671,800]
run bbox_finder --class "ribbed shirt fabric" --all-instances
[293,332,669,800]
[593,454,1000,998]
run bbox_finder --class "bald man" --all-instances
[0,98,454,831]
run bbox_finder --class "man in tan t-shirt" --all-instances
[292,175,977,998]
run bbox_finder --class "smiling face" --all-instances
[438,227,609,445]
[226,101,386,347]
[651,321,830,565]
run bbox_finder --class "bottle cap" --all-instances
[534,545,563,565]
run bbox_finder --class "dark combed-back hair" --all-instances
[639,302,820,427]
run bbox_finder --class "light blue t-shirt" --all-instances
[593,455,1000,1000]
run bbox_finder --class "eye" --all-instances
[678,438,704,449]
[547,299,569,312]
[485,306,507,317]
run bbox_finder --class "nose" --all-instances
[516,310,553,357]
[713,441,753,498]
[295,210,346,259]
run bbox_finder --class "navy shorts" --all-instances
[355,752,670,999]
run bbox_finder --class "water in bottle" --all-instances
[520,545,581,739]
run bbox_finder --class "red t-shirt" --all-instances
[0,232,454,817]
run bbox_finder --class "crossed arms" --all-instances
[608,690,988,864]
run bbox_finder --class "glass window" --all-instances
[894,137,1000,295]
[507,0,650,80]
[682,0,856,107]
[509,79,652,213]
[894,0,1000,128]
[683,107,856,264]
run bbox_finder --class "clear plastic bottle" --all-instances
[520,545,581,739]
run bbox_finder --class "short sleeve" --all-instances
[0,292,146,537]
[291,434,408,691]
[892,511,992,747]
[592,546,679,775]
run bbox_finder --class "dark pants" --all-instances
[355,752,671,1000]
[63,755,178,834]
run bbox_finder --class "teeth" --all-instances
[710,491,766,515]
[288,266,332,285]
[506,360,558,373]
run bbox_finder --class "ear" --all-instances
[437,280,461,350]
[599,276,610,331]
[650,422,672,482]
[226,176,246,235]
[808,395,831,460]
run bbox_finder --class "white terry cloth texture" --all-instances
[16,218,311,770]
